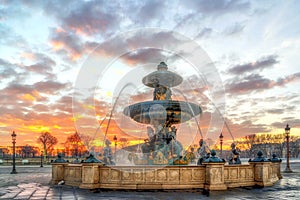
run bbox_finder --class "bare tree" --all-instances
[64,132,87,157]
[290,137,300,158]
[80,134,93,152]
[21,145,37,158]
[237,133,299,158]
[37,132,58,160]
[272,133,285,157]
[259,133,273,157]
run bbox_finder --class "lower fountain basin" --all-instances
[51,161,282,190]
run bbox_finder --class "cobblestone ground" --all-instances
[0,162,299,200]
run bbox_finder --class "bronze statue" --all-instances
[228,143,241,164]
[103,140,114,165]
[197,139,210,165]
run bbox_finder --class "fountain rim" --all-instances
[123,100,202,125]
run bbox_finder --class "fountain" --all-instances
[123,62,201,165]
[51,62,282,191]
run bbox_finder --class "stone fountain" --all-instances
[123,62,201,165]
[51,62,282,191]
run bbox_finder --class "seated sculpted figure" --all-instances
[184,147,196,164]
[103,140,114,165]
[197,139,209,165]
[228,143,241,164]
[153,79,172,101]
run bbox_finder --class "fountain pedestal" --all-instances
[203,163,227,190]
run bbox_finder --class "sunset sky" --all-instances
[0,0,299,150]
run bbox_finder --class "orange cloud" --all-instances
[27,125,50,133]
[21,93,36,101]
[53,125,62,129]
[50,40,64,50]
[55,27,66,33]
[71,52,81,61]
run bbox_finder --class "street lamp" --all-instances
[219,132,224,158]
[40,151,44,167]
[284,124,292,173]
[11,131,17,174]
[113,135,117,161]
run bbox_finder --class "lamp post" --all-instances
[219,132,224,158]
[10,131,17,174]
[113,135,117,161]
[284,124,292,173]
[40,151,43,167]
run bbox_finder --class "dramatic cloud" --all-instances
[228,55,279,75]
[226,72,300,94]
[224,119,271,137]
[277,72,300,86]
[124,49,167,65]
[63,2,121,35]
[266,109,285,115]
[136,0,166,25]
[0,80,70,114]
[44,0,121,36]
[85,30,188,66]
[0,58,17,79]
[226,74,275,94]
[271,119,300,129]
[22,53,56,79]
[49,28,85,60]
[33,81,70,94]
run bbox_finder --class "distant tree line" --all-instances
[0,131,90,159]
[235,133,300,158]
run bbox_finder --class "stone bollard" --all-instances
[50,153,67,184]
[51,163,66,184]
[270,153,282,179]
[249,151,275,187]
[80,163,102,189]
[79,153,104,189]
[202,150,227,190]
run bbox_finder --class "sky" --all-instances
[0,0,299,150]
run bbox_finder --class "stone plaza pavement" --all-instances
[0,162,299,200]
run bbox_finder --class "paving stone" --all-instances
[0,191,7,196]
[14,195,32,200]
[18,183,39,188]
[30,197,46,200]
[34,188,49,192]
[6,186,19,190]
[31,195,47,199]
[32,191,47,194]
[18,190,35,196]
[0,193,18,199]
